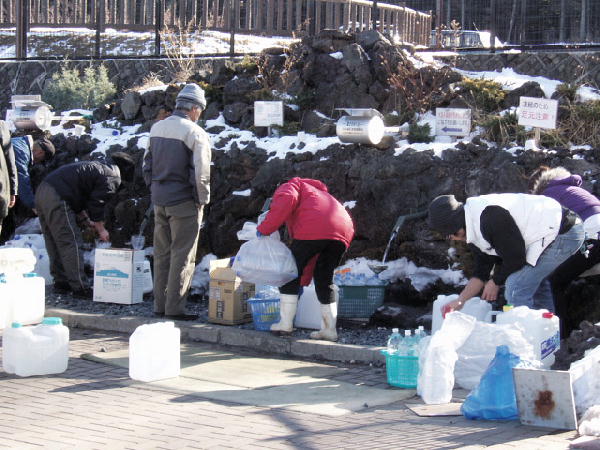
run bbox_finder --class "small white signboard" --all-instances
[518,97,558,129]
[254,101,284,127]
[435,108,471,136]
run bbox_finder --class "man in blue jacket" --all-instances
[0,136,54,243]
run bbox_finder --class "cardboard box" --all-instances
[93,249,145,304]
[208,258,254,325]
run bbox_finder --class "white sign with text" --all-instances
[254,101,284,127]
[518,97,558,129]
[435,108,471,136]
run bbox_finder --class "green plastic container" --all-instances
[381,350,419,388]
[338,285,386,318]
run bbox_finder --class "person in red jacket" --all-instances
[256,177,355,341]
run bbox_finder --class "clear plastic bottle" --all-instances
[403,329,417,356]
[387,328,402,355]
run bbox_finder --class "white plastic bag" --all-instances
[454,321,535,390]
[232,235,297,287]
[236,222,259,241]
[418,311,476,404]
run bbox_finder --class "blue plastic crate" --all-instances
[381,350,419,388]
[338,285,386,318]
[248,298,280,331]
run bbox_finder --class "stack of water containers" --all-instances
[381,326,427,388]
[0,247,45,328]
[3,317,70,376]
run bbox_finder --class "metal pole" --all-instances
[95,0,105,58]
[16,0,28,59]
[490,0,496,53]
[460,0,465,28]
[155,0,162,57]
[519,0,527,47]
[229,0,237,59]
[372,0,378,30]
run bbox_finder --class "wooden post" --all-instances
[229,0,237,58]
[490,0,496,52]
[371,0,377,30]
[534,127,541,148]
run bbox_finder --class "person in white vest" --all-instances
[427,193,584,315]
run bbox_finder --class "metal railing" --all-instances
[0,0,432,59]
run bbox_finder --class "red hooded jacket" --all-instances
[257,177,355,246]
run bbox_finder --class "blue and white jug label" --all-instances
[541,332,560,359]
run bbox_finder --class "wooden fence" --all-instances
[1,0,432,45]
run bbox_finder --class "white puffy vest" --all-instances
[465,193,563,266]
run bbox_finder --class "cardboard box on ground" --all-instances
[209,258,254,325]
[94,249,146,304]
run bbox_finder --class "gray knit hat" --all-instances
[176,83,206,109]
[427,195,465,235]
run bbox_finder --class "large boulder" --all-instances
[121,90,142,120]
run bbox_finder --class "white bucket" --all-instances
[129,322,180,382]
[2,318,69,376]
[293,284,336,330]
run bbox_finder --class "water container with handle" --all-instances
[2,317,69,376]
[431,294,459,335]
[129,322,180,382]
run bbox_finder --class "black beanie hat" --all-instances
[427,195,465,235]
[35,137,55,159]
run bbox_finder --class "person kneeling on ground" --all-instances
[530,166,600,337]
[35,153,135,299]
[256,177,355,342]
[427,193,584,315]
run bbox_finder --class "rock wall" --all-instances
[437,51,600,89]
[0,57,230,117]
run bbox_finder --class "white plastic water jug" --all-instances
[294,284,334,330]
[3,318,70,376]
[129,322,180,382]
[431,295,491,335]
[460,298,492,322]
[34,249,53,285]
[431,294,459,335]
[13,273,45,326]
[0,247,36,274]
[0,273,45,329]
[496,306,560,368]
[142,260,153,294]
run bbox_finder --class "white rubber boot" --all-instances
[270,294,298,335]
[310,285,338,342]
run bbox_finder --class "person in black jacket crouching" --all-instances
[35,153,135,298]
[427,193,585,316]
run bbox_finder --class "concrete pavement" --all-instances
[0,323,582,449]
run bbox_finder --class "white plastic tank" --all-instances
[496,306,560,368]
[431,294,459,335]
[460,298,492,322]
[129,322,180,382]
[0,247,36,274]
[0,273,45,329]
[2,317,70,376]
[142,260,153,294]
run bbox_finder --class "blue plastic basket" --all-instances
[248,298,280,331]
[381,350,419,388]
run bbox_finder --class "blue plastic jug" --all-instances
[461,345,520,420]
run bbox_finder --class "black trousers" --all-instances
[551,239,600,338]
[279,239,346,304]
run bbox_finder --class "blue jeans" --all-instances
[504,222,585,311]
